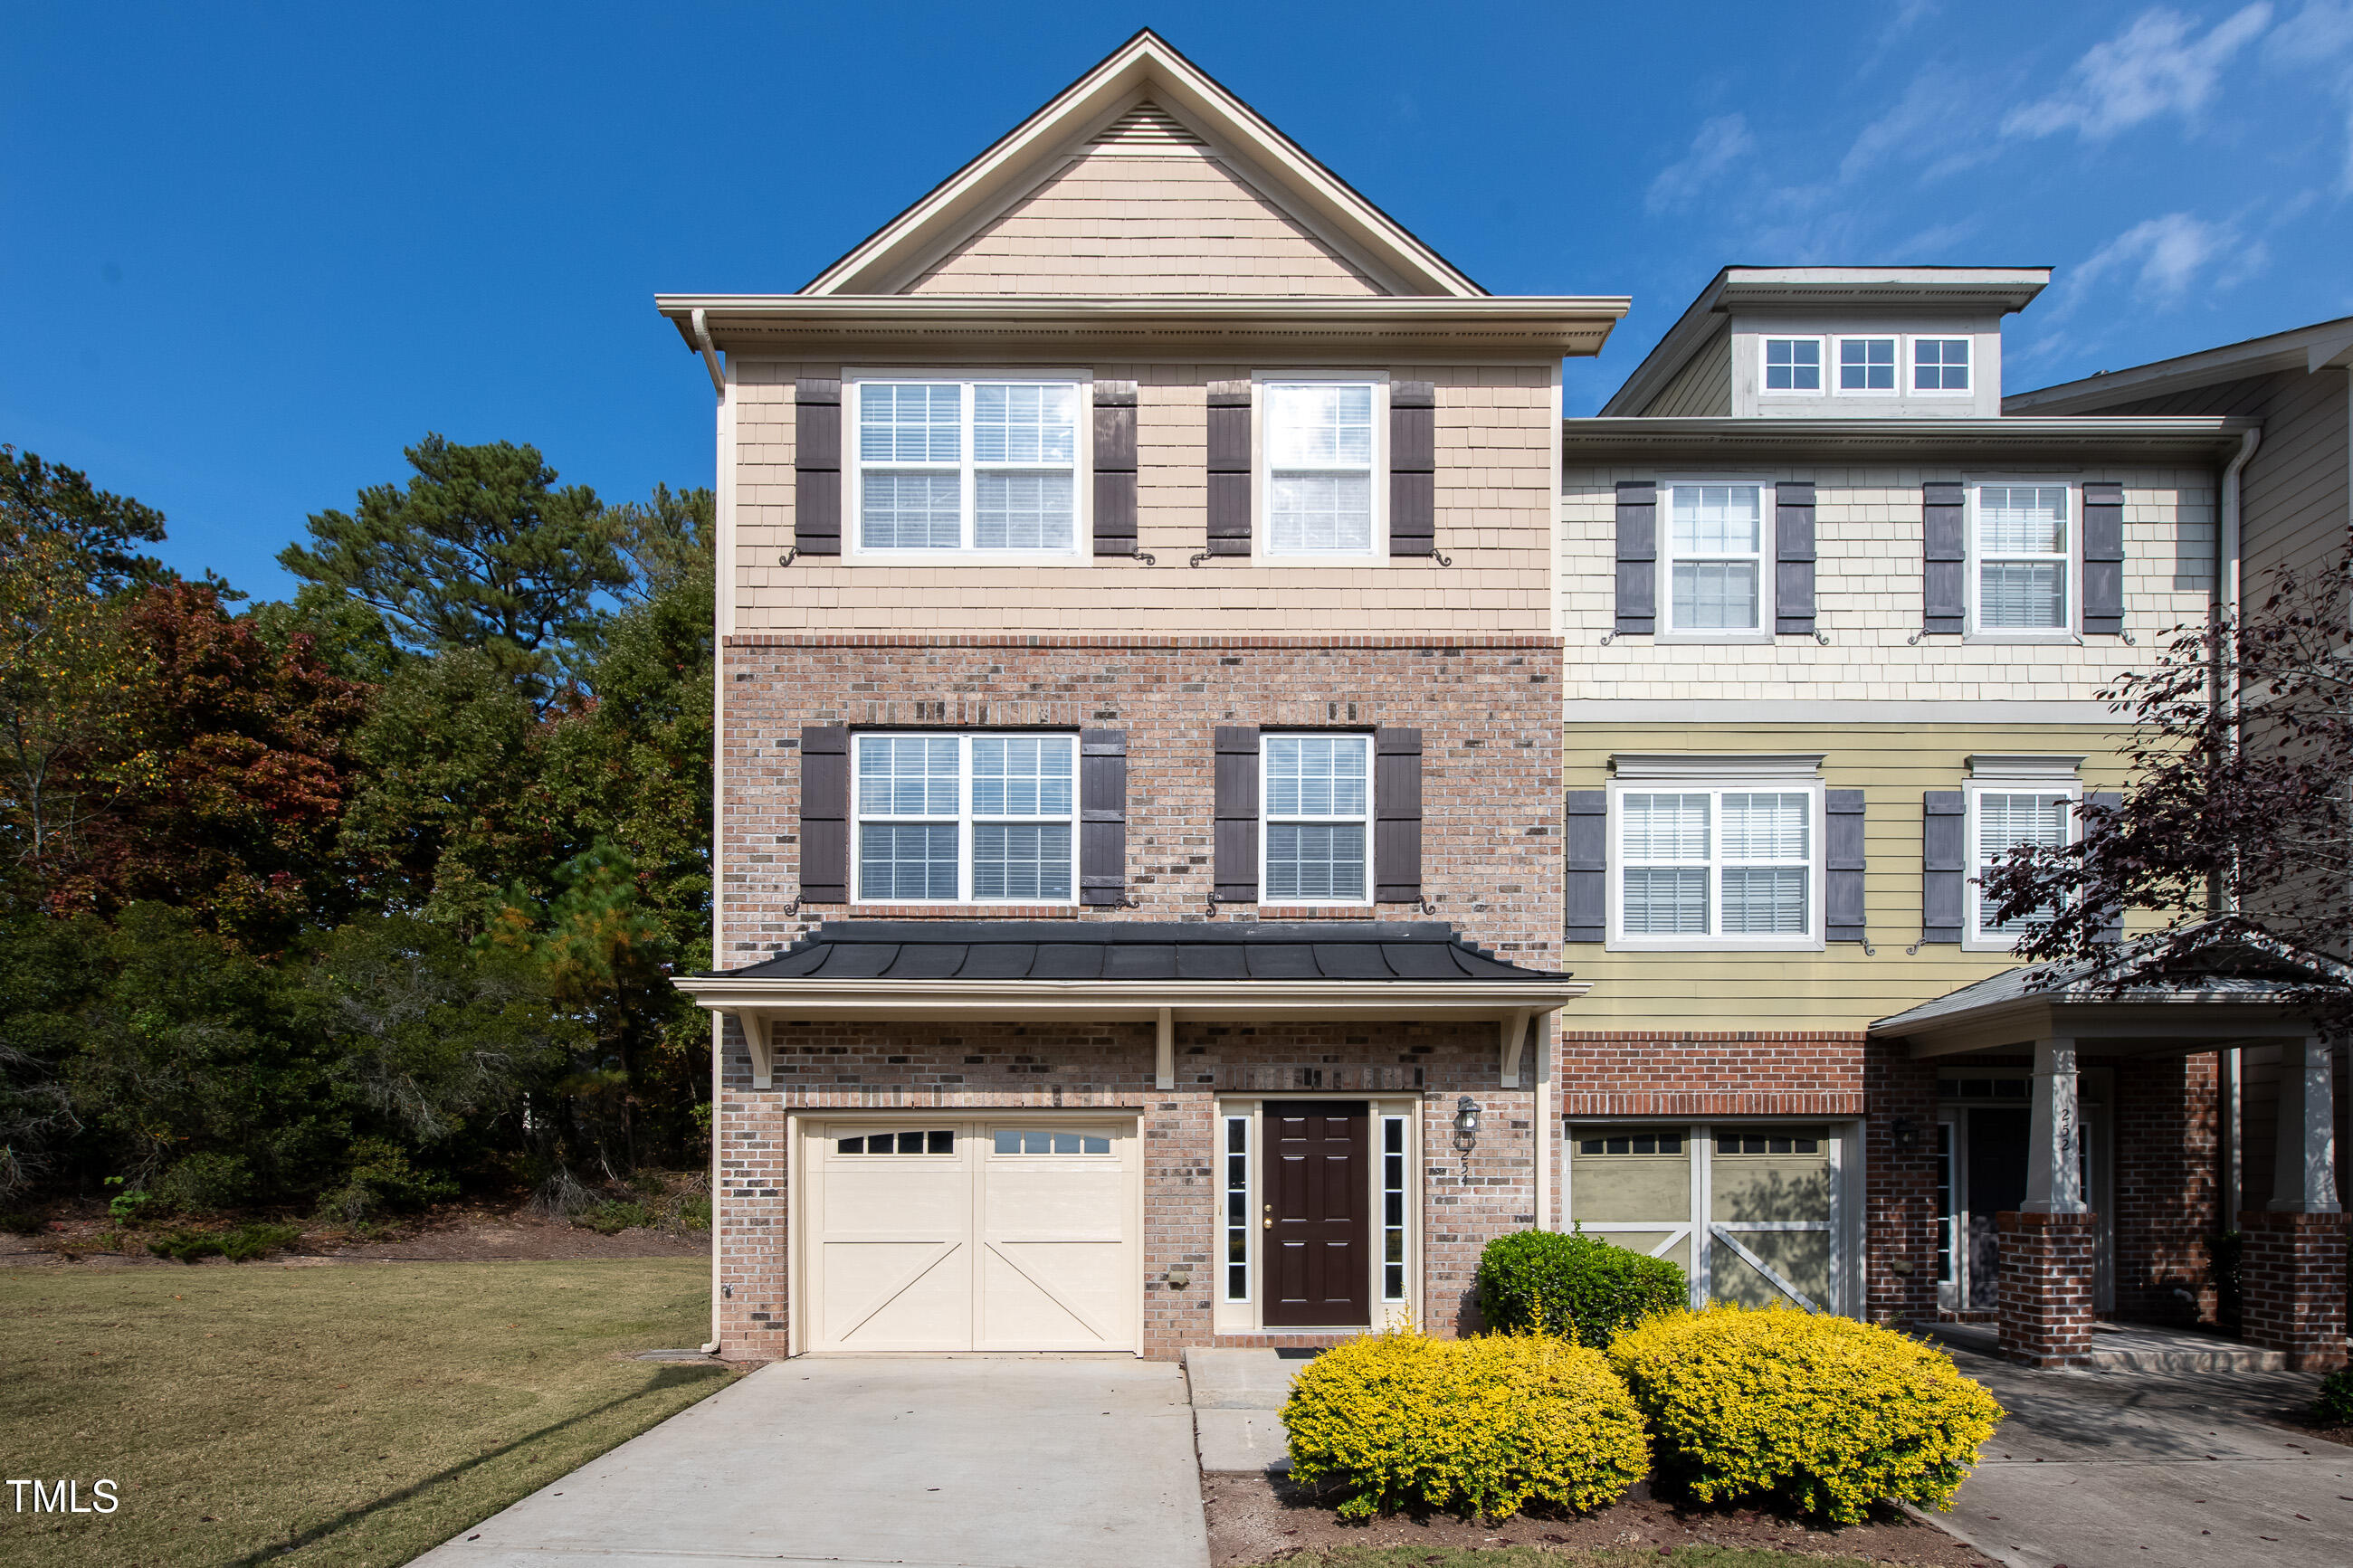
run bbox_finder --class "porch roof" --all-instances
[1868,921,2348,1059]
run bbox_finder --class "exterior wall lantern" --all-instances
[1453,1095,1481,1178]
[1891,1117,1921,1155]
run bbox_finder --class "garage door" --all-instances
[802,1120,1139,1353]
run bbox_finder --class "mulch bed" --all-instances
[1204,1473,2002,1567]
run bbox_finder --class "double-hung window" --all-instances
[1836,337,1896,393]
[1262,734,1371,904]
[1971,483,2072,633]
[1662,482,1767,636]
[1967,780,2076,947]
[1611,772,1822,948]
[853,377,1083,555]
[1762,337,1823,393]
[853,732,1076,904]
[1262,381,1378,555]
[1913,337,1971,393]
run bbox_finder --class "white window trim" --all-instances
[1258,731,1376,908]
[1655,478,1777,644]
[843,368,1094,565]
[1758,336,1826,397]
[1251,369,1389,563]
[1963,757,2083,952]
[849,730,1080,908]
[1965,478,2079,641]
[1379,1113,1410,1304]
[1605,757,1826,952]
[1907,334,1974,398]
[1221,1112,1254,1305]
[1832,335,1900,397]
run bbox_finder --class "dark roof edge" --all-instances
[2004,314,2353,414]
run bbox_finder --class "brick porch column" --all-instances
[2240,1036,2348,1370]
[2239,1211,2350,1370]
[1996,1211,2098,1365]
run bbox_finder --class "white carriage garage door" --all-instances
[801,1120,1140,1353]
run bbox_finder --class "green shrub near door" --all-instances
[1473,1229,1686,1347]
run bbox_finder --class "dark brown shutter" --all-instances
[799,726,849,904]
[2088,790,2124,942]
[1212,726,1260,901]
[1373,727,1423,901]
[1080,728,1128,906]
[2081,481,2124,635]
[1920,790,1965,944]
[1092,382,1138,557]
[1388,382,1435,557]
[795,378,843,556]
[1776,480,1816,636]
[1205,381,1252,556]
[1826,788,1866,943]
[1922,481,1965,635]
[1615,481,1657,634]
[1566,789,1607,943]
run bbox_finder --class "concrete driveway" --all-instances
[1941,1349,2349,1568]
[412,1356,1210,1568]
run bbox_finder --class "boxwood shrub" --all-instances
[1283,1326,1649,1522]
[1608,1305,2004,1523]
[1474,1229,1687,1347]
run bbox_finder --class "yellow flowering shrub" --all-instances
[1282,1326,1649,1522]
[1606,1306,2004,1524]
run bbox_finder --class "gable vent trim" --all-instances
[1089,102,1208,147]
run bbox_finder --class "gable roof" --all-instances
[798,30,1483,299]
[1600,265,2051,417]
[2004,314,2353,415]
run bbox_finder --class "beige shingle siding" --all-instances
[1642,325,1731,416]
[731,361,1557,634]
[902,148,1387,297]
[1559,720,2136,1031]
[1558,463,2215,702]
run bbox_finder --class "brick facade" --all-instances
[2110,1053,2220,1323]
[2238,1210,2351,1371]
[1996,1211,2099,1366]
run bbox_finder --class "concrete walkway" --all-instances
[1185,1347,1308,1474]
[413,1357,1211,1568]
[1941,1348,2348,1568]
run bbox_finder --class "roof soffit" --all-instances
[798,30,1483,299]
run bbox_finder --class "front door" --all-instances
[1262,1100,1370,1327]
[1964,1108,2029,1313]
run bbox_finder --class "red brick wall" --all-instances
[2238,1209,2351,1371]
[714,1016,1540,1360]
[2111,1052,2220,1323]
[716,635,1563,964]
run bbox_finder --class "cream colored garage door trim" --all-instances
[795,1115,1143,1355]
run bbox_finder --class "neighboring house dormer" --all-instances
[1599,267,2049,419]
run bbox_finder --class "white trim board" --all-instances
[1562,700,2126,724]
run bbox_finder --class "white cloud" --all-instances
[1842,73,2002,182]
[1860,0,1941,74]
[1644,114,1756,214]
[2265,2,2353,189]
[2044,213,2262,325]
[2004,5,2273,140]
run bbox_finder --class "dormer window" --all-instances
[1914,337,1971,394]
[1836,337,1897,394]
[1763,338,1823,393]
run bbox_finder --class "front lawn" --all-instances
[0,1258,733,1567]
[1263,1551,1918,1567]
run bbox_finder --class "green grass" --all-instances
[0,1259,733,1567]
[1267,1551,1895,1567]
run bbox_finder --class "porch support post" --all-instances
[1499,1009,1531,1088]
[2021,1038,2086,1214]
[2267,1036,2341,1214]
[2242,1036,2349,1371]
[1533,1012,1552,1231]
[1154,1007,1175,1091]
[2001,1036,2096,1365]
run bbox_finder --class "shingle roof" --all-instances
[698,921,1567,984]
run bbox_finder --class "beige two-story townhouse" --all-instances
[1558,270,2345,1368]
[665,31,1624,1361]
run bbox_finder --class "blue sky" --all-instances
[7,1,2351,600]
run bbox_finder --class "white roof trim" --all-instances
[2005,314,2353,413]
[798,30,1483,299]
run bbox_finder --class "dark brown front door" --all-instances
[1262,1100,1370,1326]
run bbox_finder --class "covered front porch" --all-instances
[1872,926,2349,1370]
